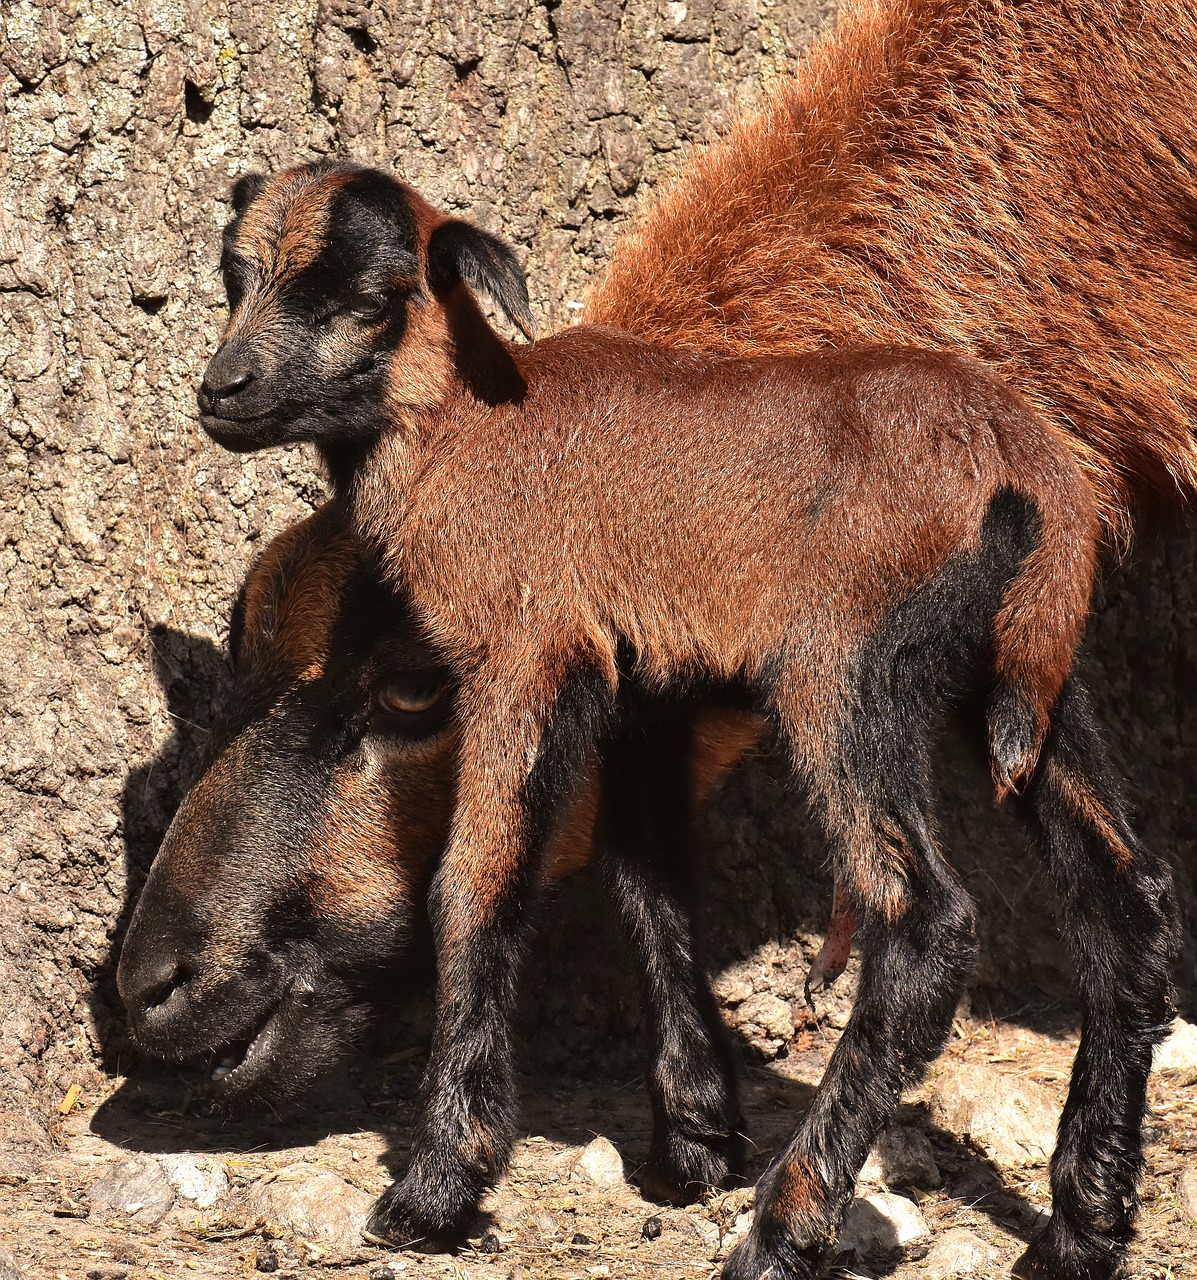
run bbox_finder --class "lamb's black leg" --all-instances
[368,663,615,1247]
[1014,678,1177,1280]
[722,800,977,1280]
[595,708,745,1204]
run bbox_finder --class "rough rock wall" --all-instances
[0,0,835,1144]
[1,0,1194,1151]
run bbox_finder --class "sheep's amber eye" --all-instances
[374,676,447,717]
[347,292,387,320]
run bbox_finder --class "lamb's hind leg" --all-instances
[1014,677,1177,1280]
[723,732,976,1279]
[595,707,745,1204]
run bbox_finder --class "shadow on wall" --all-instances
[88,626,235,1074]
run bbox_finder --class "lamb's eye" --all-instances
[346,292,387,320]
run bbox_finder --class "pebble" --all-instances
[157,1154,229,1209]
[838,1191,930,1255]
[0,1250,24,1280]
[573,1136,625,1187]
[927,1060,1057,1169]
[245,1162,373,1257]
[860,1125,942,1189]
[254,1250,279,1273]
[88,1155,176,1226]
[1179,1165,1197,1225]
[1155,1017,1197,1073]
[920,1227,997,1278]
[641,1214,663,1240]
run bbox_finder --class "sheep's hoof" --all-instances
[365,1177,477,1252]
[1012,1222,1123,1280]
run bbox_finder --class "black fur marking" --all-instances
[593,697,746,1204]
[427,219,535,339]
[230,171,267,213]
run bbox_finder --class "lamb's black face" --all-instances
[197,163,424,454]
[117,506,460,1106]
[196,161,535,466]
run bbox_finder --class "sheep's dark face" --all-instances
[197,162,534,463]
[117,506,460,1105]
[198,163,427,455]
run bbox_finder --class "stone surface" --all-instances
[927,1061,1057,1169]
[0,1249,26,1280]
[245,1162,372,1256]
[88,1155,176,1226]
[860,1125,943,1190]
[1179,1166,1197,1225]
[920,1227,998,1278]
[157,1153,229,1209]
[573,1136,625,1188]
[838,1192,930,1255]
[1156,1017,1197,1073]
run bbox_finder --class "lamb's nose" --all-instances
[198,346,256,410]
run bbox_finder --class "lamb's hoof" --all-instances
[365,1177,476,1252]
[640,1127,747,1205]
[720,1225,821,1279]
[1012,1222,1123,1280]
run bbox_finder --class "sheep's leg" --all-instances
[595,711,745,1204]
[368,660,615,1247]
[724,724,976,1279]
[1013,678,1177,1280]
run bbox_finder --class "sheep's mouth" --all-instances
[195,980,368,1109]
[202,999,290,1100]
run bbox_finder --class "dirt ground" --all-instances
[4,1005,1194,1280]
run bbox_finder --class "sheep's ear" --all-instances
[230,171,268,214]
[427,220,535,341]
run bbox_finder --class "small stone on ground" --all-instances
[921,1227,997,1278]
[245,1161,373,1256]
[157,1153,229,1208]
[860,1124,942,1189]
[839,1191,929,1255]
[927,1060,1056,1168]
[573,1135,625,1187]
[0,1249,26,1280]
[89,1155,176,1226]
[1179,1165,1197,1226]
[1155,1017,1197,1073]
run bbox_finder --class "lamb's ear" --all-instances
[427,220,535,341]
[230,171,268,214]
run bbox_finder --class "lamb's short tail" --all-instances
[985,479,1100,802]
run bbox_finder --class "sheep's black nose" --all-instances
[199,347,256,410]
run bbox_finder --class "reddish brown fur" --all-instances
[588,0,1197,549]
[355,332,1098,900]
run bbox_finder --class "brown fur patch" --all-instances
[771,1154,831,1236]
[237,512,362,680]
[587,0,1197,548]
[1048,758,1135,874]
